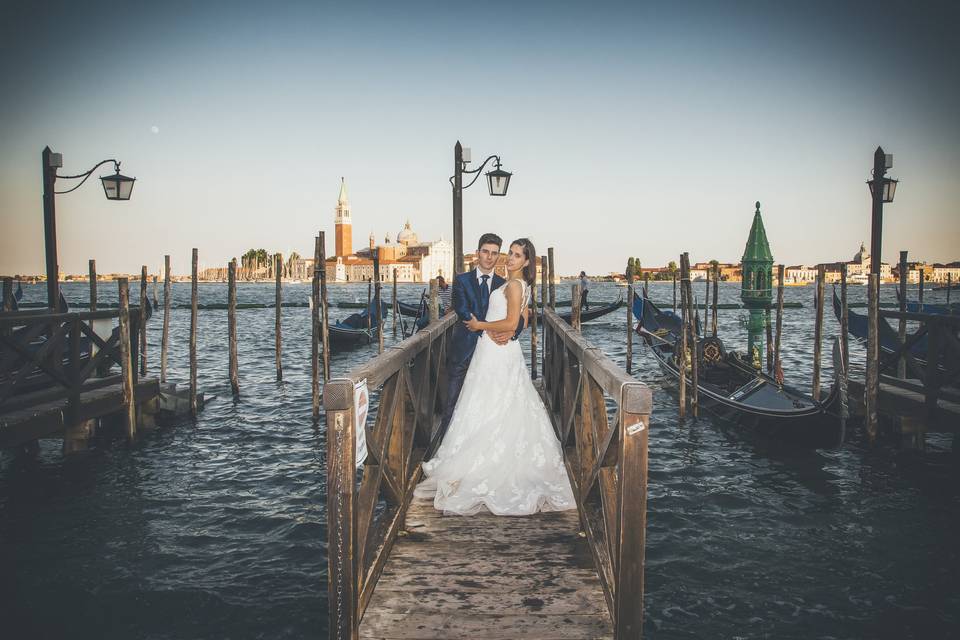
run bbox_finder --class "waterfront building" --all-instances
[785,265,817,284]
[931,262,960,283]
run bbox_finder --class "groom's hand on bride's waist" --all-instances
[488,330,513,345]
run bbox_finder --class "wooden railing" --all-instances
[324,313,456,639]
[0,308,141,414]
[541,306,653,639]
[877,309,960,411]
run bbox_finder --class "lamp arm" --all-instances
[54,159,120,194]
[459,155,501,190]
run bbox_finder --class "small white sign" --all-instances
[353,379,369,468]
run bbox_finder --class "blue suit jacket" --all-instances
[448,269,524,369]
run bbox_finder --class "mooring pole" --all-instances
[812,265,825,401]
[548,247,556,309]
[88,259,97,311]
[275,253,283,382]
[774,264,784,378]
[161,255,171,383]
[117,277,136,440]
[140,265,148,376]
[190,249,198,417]
[319,232,331,383]
[866,274,880,444]
[228,259,239,396]
[626,264,634,376]
[898,251,907,378]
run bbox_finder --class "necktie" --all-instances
[480,274,490,318]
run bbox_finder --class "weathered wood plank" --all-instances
[359,499,611,639]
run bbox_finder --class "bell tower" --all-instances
[334,177,352,257]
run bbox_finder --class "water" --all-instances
[1,280,957,639]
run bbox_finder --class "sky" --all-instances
[2,0,958,277]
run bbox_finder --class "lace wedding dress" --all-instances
[414,280,576,516]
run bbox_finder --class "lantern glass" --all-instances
[485,168,512,196]
[883,178,897,203]
[101,173,136,200]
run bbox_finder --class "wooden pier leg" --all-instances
[190,248,198,418]
[678,255,687,420]
[312,236,322,421]
[88,259,97,311]
[615,383,651,639]
[548,247,556,309]
[841,264,849,371]
[319,232,331,382]
[161,255,171,384]
[774,264,784,377]
[712,264,719,336]
[275,253,283,382]
[812,265,825,402]
[392,268,398,337]
[571,284,582,331]
[626,265,634,376]
[140,265,148,376]
[324,380,358,640]
[63,419,96,455]
[118,277,136,439]
[530,281,538,380]
[228,259,239,396]
[429,278,439,323]
[374,254,383,354]
[866,274,880,444]
[898,251,908,378]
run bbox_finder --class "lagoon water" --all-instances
[1,280,957,639]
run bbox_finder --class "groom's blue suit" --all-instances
[428,268,525,457]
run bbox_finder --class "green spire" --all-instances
[742,201,773,263]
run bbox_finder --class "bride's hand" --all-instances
[464,314,483,332]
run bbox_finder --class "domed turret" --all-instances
[397,220,418,246]
[740,201,774,368]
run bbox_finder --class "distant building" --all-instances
[785,265,817,284]
[334,178,352,258]
[932,262,960,283]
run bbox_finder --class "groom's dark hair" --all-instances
[477,233,502,250]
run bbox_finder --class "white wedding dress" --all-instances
[414,280,576,516]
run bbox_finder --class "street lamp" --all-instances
[450,141,513,275]
[42,146,136,310]
[866,145,897,276]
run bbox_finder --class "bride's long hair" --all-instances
[510,238,537,287]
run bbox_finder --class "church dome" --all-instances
[853,242,869,263]
[397,220,418,246]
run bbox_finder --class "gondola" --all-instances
[328,299,389,349]
[635,292,842,444]
[894,289,957,316]
[548,295,623,324]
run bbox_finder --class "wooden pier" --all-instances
[324,304,652,639]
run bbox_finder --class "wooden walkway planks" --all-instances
[359,498,612,640]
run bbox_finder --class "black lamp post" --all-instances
[866,145,898,276]
[450,141,512,276]
[41,146,136,310]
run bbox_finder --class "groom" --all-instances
[426,233,526,458]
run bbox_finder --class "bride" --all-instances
[414,238,576,516]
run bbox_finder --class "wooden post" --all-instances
[312,236,322,420]
[366,278,372,333]
[152,275,159,308]
[319,232,331,383]
[840,264,849,370]
[898,251,907,378]
[1,278,11,312]
[626,265,634,376]
[275,253,283,382]
[88,259,97,311]
[228,259,239,396]
[547,247,556,309]
[374,255,383,354]
[704,267,710,322]
[683,253,698,417]
[190,249,198,417]
[392,268,398,337]
[672,270,677,312]
[643,272,649,298]
[919,268,925,310]
[429,278,439,322]
[812,265,825,401]
[948,273,952,310]
[712,264,719,336]
[571,284,582,331]
[323,379,358,640]
[161,255,171,384]
[118,278,136,440]
[765,307,773,373]
[678,256,687,420]
[866,274,880,444]
[614,383,651,639]
[139,265,148,376]
[530,282,538,379]
[774,264,784,378]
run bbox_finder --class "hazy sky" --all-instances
[2,0,958,277]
